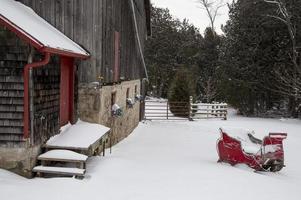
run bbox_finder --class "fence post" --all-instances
[189,96,193,121]
[167,101,169,120]
[224,104,228,120]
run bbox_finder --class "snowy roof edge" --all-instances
[0,0,90,59]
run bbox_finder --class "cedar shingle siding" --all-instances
[0,26,27,142]
[0,26,61,144]
[32,57,61,144]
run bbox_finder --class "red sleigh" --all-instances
[217,128,287,172]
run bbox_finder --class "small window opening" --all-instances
[111,92,116,107]
[126,88,130,99]
[134,85,137,94]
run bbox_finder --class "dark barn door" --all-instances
[60,57,75,126]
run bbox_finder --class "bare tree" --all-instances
[264,0,301,116]
[198,0,226,32]
[199,76,218,103]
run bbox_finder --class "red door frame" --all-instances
[60,56,75,126]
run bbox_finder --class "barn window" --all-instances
[126,88,130,99]
[111,92,116,107]
[126,88,130,108]
[134,85,137,94]
[126,88,134,109]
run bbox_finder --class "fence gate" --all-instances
[144,97,227,121]
[144,99,189,120]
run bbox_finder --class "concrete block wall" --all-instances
[78,80,141,145]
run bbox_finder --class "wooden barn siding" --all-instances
[20,0,148,84]
[0,26,60,144]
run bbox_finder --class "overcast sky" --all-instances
[152,0,232,35]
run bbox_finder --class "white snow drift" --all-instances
[0,109,301,200]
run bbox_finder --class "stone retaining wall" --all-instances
[78,80,141,145]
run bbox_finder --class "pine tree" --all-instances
[168,68,196,117]
[145,6,203,98]
[219,0,292,116]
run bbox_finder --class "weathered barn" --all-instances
[0,0,150,177]
[20,0,151,142]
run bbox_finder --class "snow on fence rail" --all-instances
[191,103,227,120]
[144,97,228,121]
[144,100,189,120]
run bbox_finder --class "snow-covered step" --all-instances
[45,120,110,156]
[38,150,88,163]
[32,166,85,177]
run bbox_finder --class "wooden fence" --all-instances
[144,97,227,121]
[144,100,189,120]
[191,103,228,120]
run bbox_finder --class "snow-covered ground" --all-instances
[1,109,301,200]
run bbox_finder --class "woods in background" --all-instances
[145,0,301,118]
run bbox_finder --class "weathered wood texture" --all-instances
[32,56,61,144]
[0,0,149,144]
[20,0,148,84]
[0,26,28,142]
[0,26,60,144]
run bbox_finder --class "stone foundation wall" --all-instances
[78,80,141,144]
[0,143,41,178]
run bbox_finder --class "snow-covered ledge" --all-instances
[45,120,110,155]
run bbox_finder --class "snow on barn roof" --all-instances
[0,0,89,58]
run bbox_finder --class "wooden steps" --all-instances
[38,149,88,163]
[32,166,85,177]
[32,121,111,178]
[33,149,88,178]
[44,121,111,156]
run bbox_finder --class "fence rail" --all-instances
[144,97,227,121]
[191,103,227,120]
[144,100,189,120]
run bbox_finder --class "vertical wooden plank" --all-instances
[74,0,84,82]
[101,0,106,82]
[63,0,73,38]
[113,31,120,82]
[19,0,149,84]
[96,0,103,78]
[55,0,63,31]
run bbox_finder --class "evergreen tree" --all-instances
[168,68,196,117]
[145,6,202,98]
[219,0,293,116]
